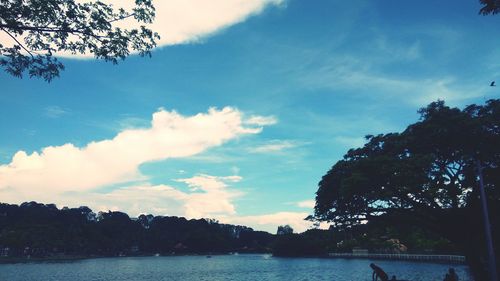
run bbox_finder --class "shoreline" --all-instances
[0,251,269,264]
[0,252,467,266]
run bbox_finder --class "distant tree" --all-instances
[0,0,159,81]
[311,99,500,280]
[277,225,294,235]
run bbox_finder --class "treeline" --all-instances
[0,202,462,260]
[272,220,459,257]
[0,202,273,258]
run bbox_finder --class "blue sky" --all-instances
[0,0,499,232]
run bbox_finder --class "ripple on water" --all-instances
[0,255,474,281]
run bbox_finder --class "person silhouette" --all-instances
[370,263,389,281]
[445,268,458,281]
[390,275,397,281]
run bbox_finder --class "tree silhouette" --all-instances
[479,0,500,15]
[276,225,294,235]
[0,202,275,257]
[311,99,500,279]
[0,0,159,81]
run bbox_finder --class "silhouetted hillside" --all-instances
[0,201,463,261]
[0,202,273,259]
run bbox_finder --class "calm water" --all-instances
[0,254,473,281]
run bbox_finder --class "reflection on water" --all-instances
[0,254,473,281]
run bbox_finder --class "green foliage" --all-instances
[0,0,159,81]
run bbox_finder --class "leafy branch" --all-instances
[0,0,159,81]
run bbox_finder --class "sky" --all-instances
[0,0,499,233]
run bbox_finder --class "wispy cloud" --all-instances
[333,136,366,149]
[300,56,486,107]
[245,115,278,126]
[272,22,486,108]
[117,116,150,130]
[296,199,315,209]
[44,106,68,119]
[249,139,300,153]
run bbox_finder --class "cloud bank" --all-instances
[0,106,318,232]
[0,107,264,195]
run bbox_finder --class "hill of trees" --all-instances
[0,201,463,261]
[0,202,273,259]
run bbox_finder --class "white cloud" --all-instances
[296,199,315,209]
[0,107,267,195]
[144,0,284,46]
[175,174,242,218]
[249,139,299,153]
[0,0,284,56]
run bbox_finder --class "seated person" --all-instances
[370,263,389,281]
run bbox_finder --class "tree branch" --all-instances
[108,13,136,24]
[0,27,34,58]
[0,24,109,40]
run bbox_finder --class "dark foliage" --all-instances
[272,225,458,258]
[480,0,500,15]
[0,201,468,261]
[0,0,159,81]
[0,202,273,258]
[276,225,293,235]
[311,99,500,279]
[273,229,335,257]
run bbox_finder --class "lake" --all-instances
[0,254,473,281]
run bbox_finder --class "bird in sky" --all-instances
[490,81,496,86]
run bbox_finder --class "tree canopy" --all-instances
[311,99,500,278]
[276,225,294,235]
[0,0,159,81]
[480,0,500,15]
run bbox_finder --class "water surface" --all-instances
[0,254,473,281]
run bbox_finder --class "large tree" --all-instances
[0,0,159,81]
[311,99,500,279]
